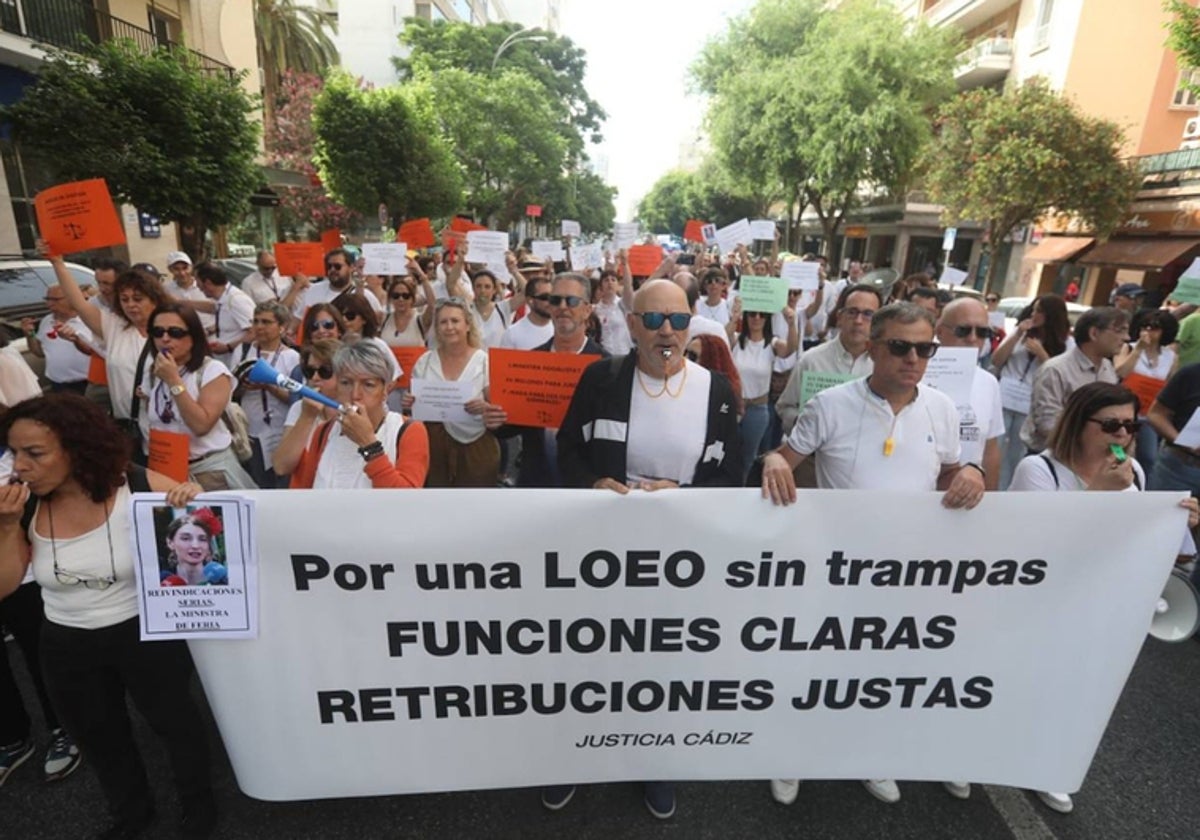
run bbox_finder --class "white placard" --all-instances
[561,220,581,237]
[701,223,718,245]
[941,267,969,287]
[531,240,565,262]
[1172,410,1200,449]
[999,376,1033,415]
[782,261,821,291]
[750,219,777,240]
[716,218,753,253]
[130,495,258,640]
[186,489,1188,800]
[613,222,640,250]
[465,230,509,258]
[920,346,978,408]
[362,243,409,276]
[572,243,603,269]
[410,378,474,423]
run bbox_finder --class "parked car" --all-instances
[0,256,96,345]
[997,296,1091,335]
[213,257,257,287]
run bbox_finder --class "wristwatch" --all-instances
[169,383,186,396]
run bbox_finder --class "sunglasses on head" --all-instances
[635,311,691,330]
[884,339,938,359]
[391,291,413,300]
[311,319,338,331]
[547,294,585,308]
[150,326,189,339]
[1088,417,1141,434]
[303,364,334,380]
[951,325,994,340]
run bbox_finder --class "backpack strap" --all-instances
[129,339,155,420]
[127,463,151,492]
[1039,454,1059,489]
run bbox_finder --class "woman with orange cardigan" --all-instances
[289,339,429,488]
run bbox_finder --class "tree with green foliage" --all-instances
[1166,0,1200,92]
[693,0,958,264]
[637,165,763,235]
[312,71,463,227]
[921,78,1143,291]
[5,40,260,260]
[563,170,618,235]
[255,0,339,129]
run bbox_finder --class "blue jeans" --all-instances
[1134,420,1160,478]
[1149,447,1200,590]
[739,403,770,485]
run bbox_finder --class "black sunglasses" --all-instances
[530,293,552,302]
[1088,418,1141,434]
[884,339,938,359]
[635,311,691,330]
[547,294,585,308]
[391,291,413,300]
[951,325,994,340]
[985,296,999,303]
[304,364,334,380]
[150,326,189,339]
[339,310,363,320]
[311,319,338,331]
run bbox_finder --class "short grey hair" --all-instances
[333,339,393,383]
[870,301,936,340]
[253,301,290,326]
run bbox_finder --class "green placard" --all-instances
[1172,273,1200,305]
[738,275,788,314]
[800,370,856,405]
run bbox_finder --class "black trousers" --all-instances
[40,617,212,822]
[0,581,60,744]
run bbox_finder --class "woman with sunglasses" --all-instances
[0,394,214,839]
[992,294,1072,489]
[333,292,380,342]
[233,302,301,488]
[273,339,344,480]
[1115,309,1179,475]
[405,299,499,487]
[380,276,434,348]
[728,304,798,484]
[289,340,429,489]
[1009,382,1198,814]
[141,304,256,491]
[287,305,347,399]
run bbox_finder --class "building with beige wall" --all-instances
[0,0,262,269]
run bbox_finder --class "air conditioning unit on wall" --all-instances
[1184,117,1200,143]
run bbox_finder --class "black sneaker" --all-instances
[643,782,676,820]
[43,728,82,782]
[0,738,34,787]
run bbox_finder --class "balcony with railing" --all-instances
[954,36,1013,89]
[923,0,1016,32]
[0,0,234,78]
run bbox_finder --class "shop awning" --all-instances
[1023,236,1094,263]
[1078,237,1200,270]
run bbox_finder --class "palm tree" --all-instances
[255,0,339,130]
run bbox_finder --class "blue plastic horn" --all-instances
[234,358,344,413]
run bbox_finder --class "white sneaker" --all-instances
[862,778,900,803]
[942,781,971,799]
[770,778,800,805]
[1035,790,1074,814]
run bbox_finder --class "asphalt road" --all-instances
[4,635,1198,839]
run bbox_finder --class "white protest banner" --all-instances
[613,222,639,250]
[716,218,753,253]
[410,378,474,423]
[531,240,565,262]
[749,219,777,241]
[572,242,603,269]
[130,496,258,640]
[561,220,582,237]
[941,267,969,287]
[182,489,1187,800]
[782,261,821,291]
[362,243,408,276]
[920,346,978,408]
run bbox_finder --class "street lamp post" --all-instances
[491,27,549,72]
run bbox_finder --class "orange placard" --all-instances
[398,218,436,250]
[683,219,708,244]
[450,216,487,234]
[274,242,325,277]
[488,348,600,428]
[147,429,190,483]
[390,346,427,390]
[87,353,108,386]
[35,179,126,256]
[320,228,342,253]
[1122,372,1167,413]
[627,244,664,277]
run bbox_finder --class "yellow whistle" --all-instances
[883,438,895,457]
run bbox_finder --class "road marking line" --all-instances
[983,784,1058,840]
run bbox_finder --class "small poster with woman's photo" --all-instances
[130,495,257,640]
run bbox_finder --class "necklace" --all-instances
[636,364,687,399]
[47,495,116,588]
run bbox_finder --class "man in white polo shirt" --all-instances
[22,285,94,393]
[761,301,985,809]
[498,275,554,350]
[163,251,213,332]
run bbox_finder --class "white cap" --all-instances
[166,250,192,268]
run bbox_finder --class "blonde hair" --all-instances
[433,298,482,350]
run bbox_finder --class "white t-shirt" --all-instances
[1010,452,1144,492]
[772,307,806,373]
[0,346,43,407]
[235,343,302,471]
[594,299,632,356]
[500,315,554,350]
[957,367,1005,467]
[100,308,147,420]
[31,485,138,629]
[731,338,776,400]
[313,410,407,489]
[38,314,94,383]
[211,285,256,367]
[163,280,214,331]
[242,271,294,304]
[695,298,731,325]
[412,349,488,443]
[296,282,385,318]
[380,311,426,347]
[626,362,711,485]
[141,359,234,458]
[688,315,730,346]
[472,300,514,349]
[787,378,961,490]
